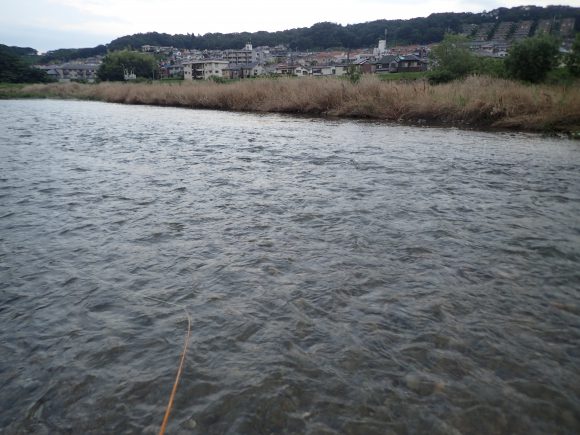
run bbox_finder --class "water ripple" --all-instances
[0,100,579,434]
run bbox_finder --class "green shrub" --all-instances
[209,75,228,84]
[474,57,506,78]
[505,36,559,83]
[429,34,476,83]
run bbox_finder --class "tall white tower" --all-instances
[374,29,388,57]
[378,39,386,53]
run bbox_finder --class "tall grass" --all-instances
[18,75,580,133]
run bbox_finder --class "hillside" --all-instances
[0,45,51,82]
[106,5,579,52]
[5,5,579,64]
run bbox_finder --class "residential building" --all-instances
[394,55,427,72]
[494,21,515,41]
[310,65,348,76]
[274,64,301,75]
[512,21,533,40]
[142,45,174,54]
[559,18,576,38]
[351,58,375,74]
[183,60,229,80]
[223,63,265,79]
[224,43,255,65]
[160,63,184,79]
[37,62,100,82]
[375,55,426,73]
[253,47,273,64]
[375,55,398,73]
[535,19,553,36]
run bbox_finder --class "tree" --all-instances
[346,64,362,84]
[566,33,580,77]
[504,36,559,83]
[429,34,477,83]
[40,45,107,63]
[95,6,580,52]
[97,50,158,81]
[0,45,51,83]
[475,57,506,78]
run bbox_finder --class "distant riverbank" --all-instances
[3,76,579,136]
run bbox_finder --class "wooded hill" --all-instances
[26,5,580,63]
[0,45,51,82]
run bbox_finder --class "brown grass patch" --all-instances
[18,75,580,133]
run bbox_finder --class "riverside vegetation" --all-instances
[5,75,580,135]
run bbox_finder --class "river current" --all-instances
[0,99,579,434]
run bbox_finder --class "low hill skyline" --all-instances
[4,4,579,61]
[2,1,579,53]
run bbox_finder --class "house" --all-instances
[308,51,346,66]
[274,64,303,76]
[223,63,264,79]
[351,58,375,74]
[141,45,173,54]
[183,60,229,80]
[294,66,310,76]
[160,63,184,79]
[311,65,348,76]
[375,55,398,73]
[376,55,427,73]
[394,55,427,72]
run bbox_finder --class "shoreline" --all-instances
[2,76,579,137]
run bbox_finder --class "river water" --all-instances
[0,99,579,434]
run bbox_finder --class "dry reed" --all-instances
[19,75,580,133]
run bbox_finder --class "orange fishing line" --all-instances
[143,296,192,435]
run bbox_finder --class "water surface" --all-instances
[1,100,579,434]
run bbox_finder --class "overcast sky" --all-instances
[1,0,577,52]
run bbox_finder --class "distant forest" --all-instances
[0,45,51,82]
[25,5,580,63]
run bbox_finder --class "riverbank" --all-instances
[3,76,580,135]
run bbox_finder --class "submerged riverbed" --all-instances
[1,99,579,434]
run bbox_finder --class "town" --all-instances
[36,16,577,83]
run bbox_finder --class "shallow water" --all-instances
[0,99,579,434]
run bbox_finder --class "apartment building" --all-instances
[223,43,256,65]
[183,60,229,80]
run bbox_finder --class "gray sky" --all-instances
[1,0,577,52]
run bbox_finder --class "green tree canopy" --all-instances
[40,45,107,63]
[0,45,50,83]
[97,50,158,81]
[429,34,477,83]
[505,36,560,83]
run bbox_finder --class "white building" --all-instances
[373,39,388,58]
[183,60,229,80]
